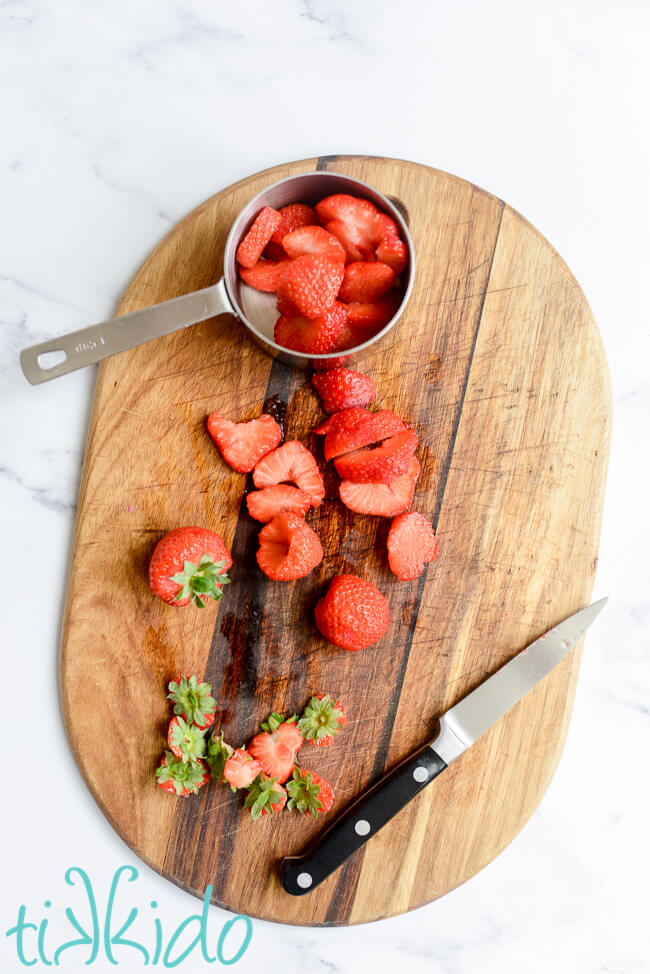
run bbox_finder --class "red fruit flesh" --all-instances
[246,485,312,523]
[274,301,347,355]
[311,368,377,413]
[345,292,402,330]
[338,262,396,303]
[324,219,374,262]
[207,412,282,473]
[269,203,318,245]
[253,441,325,506]
[236,207,282,269]
[333,430,418,483]
[256,513,323,581]
[149,527,232,607]
[248,721,303,783]
[339,457,420,516]
[276,255,345,319]
[223,749,263,789]
[282,225,346,262]
[313,407,370,436]
[324,409,408,461]
[239,259,292,293]
[314,574,390,652]
[387,511,438,580]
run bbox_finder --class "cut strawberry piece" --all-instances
[312,354,349,370]
[269,203,318,245]
[253,441,325,506]
[324,409,408,460]
[274,301,347,355]
[334,430,418,483]
[239,259,292,293]
[298,694,346,747]
[316,194,383,247]
[286,767,335,818]
[276,255,345,319]
[323,219,374,262]
[375,214,408,274]
[236,207,282,269]
[256,512,323,581]
[207,412,282,473]
[248,719,303,783]
[345,291,402,330]
[282,225,346,262]
[244,776,287,818]
[387,511,438,580]
[338,262,396,303]
[246,485,312,523]
[313,406,370,436]
[340,457,420,516]
[311,368,377,413]
[223,748,263,790]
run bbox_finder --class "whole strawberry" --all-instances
[167,716,207,763]
[155,752,210,797]
[286,768,335,818]
[298,694,346,746]
[167,675,217,729]
[315,574,390,652]
[149,527,232,608]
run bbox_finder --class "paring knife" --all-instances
[280,598,607,896]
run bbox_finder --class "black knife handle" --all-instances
[280,744,447,895]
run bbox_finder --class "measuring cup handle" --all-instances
[20,278,234,385]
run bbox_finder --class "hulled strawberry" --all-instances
[314,574,390,652]
[167,716,207,763]
[248,718,303,783]
[333,430,418,483]
[253,441,325,506]
[286,767,335,818]
[246,485,312,523]
[387,511,439,580]
[223,748,263,790]
[156,752,210,797]
[205,730,234,781]
[298,693,346,747]
[149,529,232,608]
[323,409,408,461]
[244,776,287,819]
[256,513,323,581]
[239,259,292,293]
[167,675,217,729]
[207,412,282,473]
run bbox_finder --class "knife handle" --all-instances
[280,745,447,896]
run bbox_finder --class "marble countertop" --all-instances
[1,2,648,971]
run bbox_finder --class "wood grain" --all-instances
[60,156,611,925]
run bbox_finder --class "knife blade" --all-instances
[280,598,607,895]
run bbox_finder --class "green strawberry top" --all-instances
[169,716,207,763]
[156,752,208,796]
[286,767,324,817]
[259,711,298,733]
[205,731,234,782]
[170,554,231,608]
[167,675,216,727]
[298,694,345,744]
[244,776,286,820]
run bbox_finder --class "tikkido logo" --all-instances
[5,866,253,968]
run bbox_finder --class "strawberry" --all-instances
[282,225,346,262]
[239,259,292,293]
[205,730,234,781]
[256,512,323,581]
[312,353,349,371]
[311,368,376,413]
[236,207,282,269]
[313,406,370,436]
[244,775,287,819]
[316,194,383,260]
[253,441,325,506]
[286,768,335,818]
[223,748,263,790]
[323,409,408,461]
[375,214,408,274]
[298,693,346,747]
[149,529,232,608]
[339,457,420,516]
[167,716,207,763]
[248,719,303,783]
[206,412,282,474]
[387,511,439,580]
[246,485,312,523]
[167,675,217,728]
[276,255,345,319]
[323,219,374,262]
[334,430,418,483]
[263,241,289,261]
[345,292,402,330]
[274,301,347,355]
[269,203,318,245]
[155,753,209,797]
[315,574,390,652]
[338,262,396,303]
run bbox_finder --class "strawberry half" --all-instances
[311,368,377,413]
[223,748,263,790]
[269,203,318,246]
[256,513,323,581]
[248,719,303,783]
[207,412,282,473]
[339,457,420,516]
[345,292,402,331]
[282,225,346,262]
[316,194,383,261]
[156,753,210,797]
[323,409,408,460]
[167,716,207,763]
[338,262,396,303]
[276,255,345,319]
[298,693,346,747]
[244,776,287,819]
[236,207,282,269]
[286,767,335,818]
[375,214,408,274]
[387,511,439,580]
[167,675,217,729]
[334,430,418,483]
[313,406,370,436]
[253,441,325,506]
[246,485,312,523]
[274,301,347,355]
[239,259,292,293]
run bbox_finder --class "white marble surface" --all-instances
[1,1,648,971]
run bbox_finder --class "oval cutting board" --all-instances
[60,156,611,925]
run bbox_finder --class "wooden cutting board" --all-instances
[61,155,611,925]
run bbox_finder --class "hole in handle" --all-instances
[37,349,67,371]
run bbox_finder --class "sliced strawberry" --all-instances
[269,203,318,245]
[313,406,370,436]
[256,512,323,581]
[311,368,377,413]
[239,259,292,293]
[387,511,438,580]
[334,430,418,483]
[286,767,335,818]
[223,748,263,790]
[338,262,396,303]
[298,693,346,747]
[248,719,303,784]
[244,775,287,819]
[276,255,345,319]
[263,241,289,261]
[236,207,282,269]
[345,291,402,330]
[375,214,408,274]
[246,485,312,523]
[253,441,325,506]
[316,194,383,252]
[282,225,346,262]
[167,716,207,763]
[323,220,374,262]
[207,412,282,474]
[156,753,210,797]
[312,354,349,370]
[339,457,420,516]
[274,301,347,355]
[324,409,408,461]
